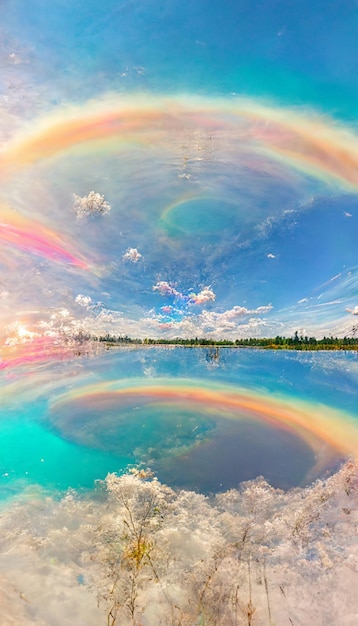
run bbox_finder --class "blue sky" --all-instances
[0,0,358,341]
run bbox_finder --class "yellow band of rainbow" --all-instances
[50,377,358,466]
[2,95,358,191]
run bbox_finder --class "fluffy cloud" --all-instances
[73,191,111,219]
[153,282,216,306]
[255,304,274,314]
[138,301,273,339]
[140,311,272,339]
[152,281,182,298]
[122,247,142,263]
[188,286,216,305]
[346,306,358,315]
[201,304,273,327]
[141,314,200,337]
[75,294,92,307]
[5,322,38,345]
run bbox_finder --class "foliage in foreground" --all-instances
[0,462,357,625]
[89,464,358,625]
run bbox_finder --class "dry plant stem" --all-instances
[196,547,229,623]
[246,555,256,626]
[263,560,273,625]
[107,574,121,626]
[234,585,239,626]
[279,584,295,626]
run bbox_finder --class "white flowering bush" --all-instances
[0,462,357,625]
[87,462,358,625]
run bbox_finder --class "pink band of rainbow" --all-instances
[2,96,358,191]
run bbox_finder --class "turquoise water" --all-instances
[1,347,357,498]
[0,414,131,498]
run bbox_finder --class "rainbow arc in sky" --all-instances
[2,96,358,192]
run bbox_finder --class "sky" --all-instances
[1,0,358,343]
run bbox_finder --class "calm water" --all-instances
[1,347,357,498]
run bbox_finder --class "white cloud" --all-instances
[188,286,216,305]
[141,315,201,337]
[118,302,274,340]
[267,253,276,259]
[346,306,358,315]
[50,308,70,319]
[344,211,352,217]
[75,294,92,307]
[152,281,182,298]
[199,306,272,335]
[201,304,272,327]
[73,191,111,219]
[152,283,215,307]
[255,304,274,314]
[5,322,38,345]
[122,248,142,263]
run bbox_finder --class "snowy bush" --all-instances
[0,462,357,625]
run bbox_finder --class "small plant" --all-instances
[83,461,358,625]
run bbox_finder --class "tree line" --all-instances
[91,331,358,350]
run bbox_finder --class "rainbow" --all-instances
[159,195,239,231]
[50,377,358,472]
[0,207,89,269]
[0,336,77,371]
[2,95,358,191]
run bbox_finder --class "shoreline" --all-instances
[96,341,358,352]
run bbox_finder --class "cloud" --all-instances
[346,306,358,315]
[153,282,216,307]
[344,212,352,217]
[75,294,92,307]
[73,191,111,219]
[141,314,200,337]
[267,253,276,259]
[152,281,182,298]
[5,322,38,345]
[188,286,216,305]
[122,247,142,263]
[200,304,273,331]
[160,305,184,317]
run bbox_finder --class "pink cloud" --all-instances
[189,286,216,305]
[153,281,182,298]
